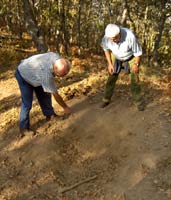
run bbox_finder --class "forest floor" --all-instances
[0,53,171,200]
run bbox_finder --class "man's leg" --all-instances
[101,73,118,108]
[102,73,118,104]
[15,69,33,129]
[34,86,56,119]
[129,59,144,111]
[130,72,141,102]
[101,53,119,108]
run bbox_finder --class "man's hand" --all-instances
[132,64,139,73]
[62,106,72,119]
[53,92,72,116]
[63,106,72,114]
[108,64,114,74]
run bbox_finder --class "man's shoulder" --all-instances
[121,27,134,35]
[121,27,137,42]
[46,52,60,57]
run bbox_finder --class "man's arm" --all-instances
[132,56,141,73]
[53,92,71,114]
[104,50,114,74]
[131,34,142,73]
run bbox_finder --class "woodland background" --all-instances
[0,0,171,65]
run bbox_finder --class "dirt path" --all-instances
[0,58,171,200]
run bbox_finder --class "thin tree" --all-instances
[23,0,48,53]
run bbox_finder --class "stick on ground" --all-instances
[58,175,97,194]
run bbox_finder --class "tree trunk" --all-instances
[61,0,68,55]
[77,0,82,49]
[153,15,167,65]
[17,0,23,39]
[116,0,127,26]
[23,0,48,53]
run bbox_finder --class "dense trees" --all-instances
[0,0,171,65]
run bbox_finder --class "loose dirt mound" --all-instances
[0,55,171,200]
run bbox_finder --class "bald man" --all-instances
[15,52,71,136]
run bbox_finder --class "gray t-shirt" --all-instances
[101,27,142,61]
[18,52,61,93]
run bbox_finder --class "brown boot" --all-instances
[134,101,145,111]
[100,101,110,108]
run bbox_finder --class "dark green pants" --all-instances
[103,58,141,103]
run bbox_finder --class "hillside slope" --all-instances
[0,55,171,200]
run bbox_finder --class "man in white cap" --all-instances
[101,23,144,111]
[15,52,71,136]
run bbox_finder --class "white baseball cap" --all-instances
[105,24,120,38]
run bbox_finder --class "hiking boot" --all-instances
[135,101,145,111]
[19,128,35,137]
[46,113,58,121]
[100,101,110,108]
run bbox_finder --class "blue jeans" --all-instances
[15,69,55,129]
